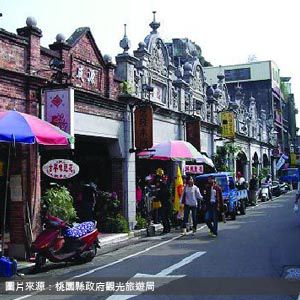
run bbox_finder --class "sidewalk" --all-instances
[16,224,163,273]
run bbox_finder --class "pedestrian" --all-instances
[236,171,246,190]
[80,178,98,222]
[249,173,258,205]
[181,176,203,235]
[203,175,224,237]
[294,184,300,213]
[136,178,143,214]
[155,177,171,234]
[143,175,155,225]
[265,174,273,201]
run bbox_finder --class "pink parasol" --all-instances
[137,140,203,161]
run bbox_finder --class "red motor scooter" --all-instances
[31,215,100,271]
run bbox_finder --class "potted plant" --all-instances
[42,184,77,223]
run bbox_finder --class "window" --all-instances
[225,68,251,81]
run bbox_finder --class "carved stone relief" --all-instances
[192,65,203,93]
[148,40,168,77]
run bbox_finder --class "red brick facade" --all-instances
[0,22,123,258]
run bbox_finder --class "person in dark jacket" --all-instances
[155,178,171,234]
[203,175,224,237]
[249,173,258,205]
[80,180,98,222]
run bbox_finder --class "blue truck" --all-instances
[195,172,247,220]
[279,168,300,189]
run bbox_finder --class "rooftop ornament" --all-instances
[56,33,66,43]
[26,16,37,27]
[119,24,131,53]
[149,11,160,34]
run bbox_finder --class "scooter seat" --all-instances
[64,221,95,238]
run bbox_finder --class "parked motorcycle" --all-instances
[260,183,270,202]
[31,214,100,271]
[271,181,282,197]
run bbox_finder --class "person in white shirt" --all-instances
[180,176,203,235]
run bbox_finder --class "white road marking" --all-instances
[155,251,206,276]
[106,251,206,300]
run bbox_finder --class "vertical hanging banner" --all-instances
[134,105,153,150]
[44,87,75,148]
[276,153,289,170]
[221,111,235,139]
[186,119,201,151]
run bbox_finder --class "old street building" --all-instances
[205,61,298,178]
[0,14,283,258]
[0,18,129,258]
[116,14,275,185]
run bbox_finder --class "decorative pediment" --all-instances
[67,28,108,93]
[148,38,169,79]
[68,27,106,67]
[192,64,204,94]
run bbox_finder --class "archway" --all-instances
[236,151,248,177]
[263,154,270,168]
[252,152,259,174]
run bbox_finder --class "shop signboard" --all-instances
[220,111,235,139]
[44,87,75,148]
[42,159,79,179]
[134,105,153,150]
[186,119,201,151]
[185,164,204,174]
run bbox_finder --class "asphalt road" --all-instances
[2,190,300,300]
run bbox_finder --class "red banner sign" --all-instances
[185,165,204,174]
[134,105,153,150]
[42,159,79,179]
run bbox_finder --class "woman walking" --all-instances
[181,176,203,235]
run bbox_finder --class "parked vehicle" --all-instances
[272,180,288,196]
[271,181,281,197]
[279,168,300,189]
[280,182,289,194]
[259,183,270,202]
[195,172,241,220]
[31,214,100,271]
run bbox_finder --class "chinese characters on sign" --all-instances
[42,159,80,179]
[75,65,98,85]
[87,69,96,85]
[220,111,235,139]
[185,165,204,174]
[134,105,153,150]
[4,280,155,293]
[76,66,84,82]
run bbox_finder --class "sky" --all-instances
[1,0,299,126]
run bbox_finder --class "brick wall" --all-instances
[0,39,26,72]
[1,21,125,257]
